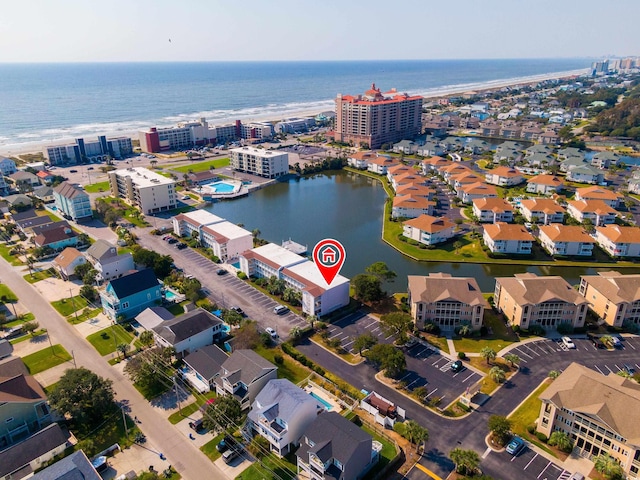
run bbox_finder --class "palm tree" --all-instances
[480,346,497,365]
[450,448,481,476]
[489,366,506,383]
[116,343,130,359]
[548,370,561,380]
[504,353,521,368]
[404,420,428,453]
[593,454,624,479]
[150,159,158,169]
[548,431,573,453]
[453,240,462,254]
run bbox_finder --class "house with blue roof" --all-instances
[100,268,161,321]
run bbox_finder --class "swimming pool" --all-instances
[164,290,178,300]
[206,181,236,193]
[309,392,332,411]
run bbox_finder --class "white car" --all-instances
[265,327,277,339]
[562,336,576,349]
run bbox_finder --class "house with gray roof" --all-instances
[591,151,620,169]
[152,307,223,355]
[525,144,553,157]
[183,344,229,392]
[560,156,587,173]
[53,182,92,222]
[246,379,322,456]
[5,194,33,210]
[0,341,12,360]
[85,239,134,283]
[392,140,419,155]
[0,158,17,176]
[135,306,175,331]
[566,164,604,184]
[31,185,54,203]
[296,411,379,480]
[9,171,40,192]
[557,147,585,161]
[31,450,101,480]
[215,349,278,411]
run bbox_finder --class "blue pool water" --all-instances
[164,290,177,300]
[206,181,236,193]
[309,392,332,411]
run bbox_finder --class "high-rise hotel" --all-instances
[334,84,423,149]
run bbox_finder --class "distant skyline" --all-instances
[1,0,638,63]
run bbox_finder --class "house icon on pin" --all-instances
[322,247,337,264]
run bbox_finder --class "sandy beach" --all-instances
[0,68,588,158]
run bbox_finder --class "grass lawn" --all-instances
[167,301,189,316]
[41,211,63,222]
[452,310,519,354]
[3,312,35,329]
[168,390,217,424]
[84,181,110,193]
[255,345,310,384]
[51,295,90,316]
[86,324,134,356]
[23,268,57,284]
[360,424,398,480]
[420,333,450,353]
[69,307,102,325]
[0,284,18,302]
[509,379,551,437]
[77,408,138,452]
[169,158,230,174]
[236,452,298,480]
[22,344,72,374]
[200,433,225,462]
[0,243,24,266]
[468,357,516,394]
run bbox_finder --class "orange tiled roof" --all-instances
[483,222,534,241]
[596,225,640,243]
[576,186,622,201]
[472,197,514,212]
[393,195,436,209]
[568,199,618,215]
[520,198,565,214]
[460,182,498,195]
[539,224,595,243]
[487,166,522,178]
[403,214,455,233]
[527,174,564,186]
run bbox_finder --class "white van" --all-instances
[273,305,289,315]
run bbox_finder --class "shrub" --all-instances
[314,366,325,376]
[526,425,536,434]
[458,352,466,360]
[535,432,548,443]
[512,325,520,334]
[556,323,574,335]
[480,326,488,336]
[237,271,247,279]
[273,354,284,365]
[423,323,440,335]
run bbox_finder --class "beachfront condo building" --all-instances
[334,84,423,149]
[52,181,93,222]
[45,136,133,165]
[239,243,349,317]
[230,147,289,179]
[108,167,177,215]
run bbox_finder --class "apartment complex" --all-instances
[494,273,588,330]
[230,147,289,178]
[108,167,177,214]
[407,273,487,331]
[45,135,132,165]
[52,182,92,222]
[334,84,423,149]
[579,271,640,328]
[239,243,349,317]
[537,363,640,479]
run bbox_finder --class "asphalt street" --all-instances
[0,258,224,480]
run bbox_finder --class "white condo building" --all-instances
[231,147,289,178]
[239,243,349,317]
[108,167,177,214]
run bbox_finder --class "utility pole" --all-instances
[121,404,129,439]
[71,350,77,368]
[69,289,79,323]
[174,377,182,416]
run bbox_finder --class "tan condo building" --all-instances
[494,273,588,330]
[408,273,487,332]
[579,271,640,328]
[537,362,640,479]
[108,167,177,214]
[334,84,423,149]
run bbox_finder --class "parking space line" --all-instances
[370,327,380,333]
[462,372,475,383]
[365,320,377,328]
[594,365,604,374]
[425,388,438,398]
[604,365,613,374]
[537,461,552,478]
[481,447,492,459]
[524,453,538,469]
[385,334,394,340]
[400,372,412,382]
[514,348,533,359]
[343,340,354,348]
[628,342,636,350]
[523,344,541,356]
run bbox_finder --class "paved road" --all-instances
[0,258,223,480]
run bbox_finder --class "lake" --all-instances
[206,170,640,292]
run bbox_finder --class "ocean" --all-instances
[0,59,589,150]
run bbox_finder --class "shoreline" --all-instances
[0,67,588,157]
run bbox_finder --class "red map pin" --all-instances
[312,239,346,286]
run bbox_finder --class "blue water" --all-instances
[309,392,333,411]
[0,59,589,149]
[206,181,236,193]
[164,290,177,300]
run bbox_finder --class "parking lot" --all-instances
[500,448,573,480]
[325,312,395,352]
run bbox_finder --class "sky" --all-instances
[0,0,638,62]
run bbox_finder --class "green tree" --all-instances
[123,348,169,399]
[247,434,270,459]
[353,333,378,355]
[480,346,497,365]
[366,343,406,378]
[489,366,506,383]
[548,370,561,380]
[352,273,384,303]
[139,330,154,347]
[82,268,98,286]
[548,431,573,453]
[365,262,397,282]
[593,454,624,480]
[117,342,131,359]
[450,448,481,476]
[23,320,39,336]
[49,368,115,429]
[74,262,92,279]
[453,241,462,254]
[379,312,413,344]
[79,284,98,302]
[202,395,243,433]
[487,415,511,446]
[404,420,429,452]
[222,309,244,328]
[504,353,520,368]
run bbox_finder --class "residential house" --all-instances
[366,155,397,175]
[15,216,55,236]
[215,349,278,411]
[31,186,54,203]
[575,186,622,208]
[417,141,445,157]
[557,147,586,161]
[485,166,524,186]
[392,140,419,155]
[347,151,384,170]
[480,119,501,137]
[5,194,33,210]
[392,195,436,219]
[296,411,379,480]
[30,450,101,480]
[187,170,219,186]
[395,184,435,200]
[494,273,588,330]
[566,164,605,184]
[499,121,522,139]
[0,157,17,176]
[390,173,426,191]
[459,182,499,204]
[438,163,473,183]
[35,171,54,185]
[536,363,640,479]
[463,138,490,154]
[0,424,68,480]
[53,182,92,222]
[408,273,486,332]
[52,247,87,279]
[591,151,620,169]
[152,308,224,356]
[524,153,554,168]
[526,174,564,195]
[483,223,534,254]
[628,176,640,195]
[33,224,78,251]
[9,171,40,192]
[439,136,465,151]
[402,215,456,246]
[246,379,322,456]
[0,342,12,361]
[519,198,565,224]
[0,176,9,196]
[100,268,162,321]
[85,239,135,283]
[385,164,412,184]
[595,225,640,258]
[539,130,560,145]
[183,344,229,392]
[421,156,450,175]
[560,157,587,173]
[472,197,514,223]
[449,172,483,191]
[538,224,595,257]
[135,306,175,331]
[521,124,544,141]
[566,199,617,226]
[579,271,640,328]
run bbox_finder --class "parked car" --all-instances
[69,169,78,173]
[610,337,622,349]
[175,242,187,250]
[273,305,289,315]
[561,336,576,349]
[167,238,178,244]
[587,333,606,349]
[222,447,240,464]
[451,360,464,373]
[506,436,525,455]
[623,364,636,375]
[188,418,204,432]
[265,327,277,339]
[181,195,190,201]
[230,306,245,316]
[216,269,227,275]
[216,435,234,453]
